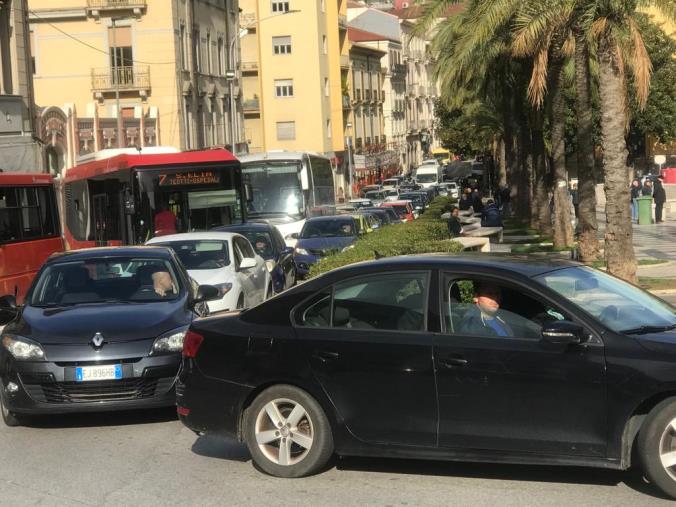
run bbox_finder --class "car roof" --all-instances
[213,222,274,233]
[47,246,173,264]
[306,215,354,223]
[381,200,411,206]
[146,232,241,243]
[325,253,581,279]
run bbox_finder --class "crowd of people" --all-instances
[630,175,667,224]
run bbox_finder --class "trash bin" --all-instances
[637,196,653,225]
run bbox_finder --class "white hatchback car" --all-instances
[147,232,271,313]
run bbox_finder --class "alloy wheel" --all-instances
[660,417,676,480]
[254,398,314,466]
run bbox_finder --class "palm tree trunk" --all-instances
[531,110,551,234]
[597,41,637,282]
[574,31,600,262]
[548,58,574,248]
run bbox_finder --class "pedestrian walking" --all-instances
[481,200,502,227]
[653,175,667,224]
[630,179,642,222]
[500,185,512,217]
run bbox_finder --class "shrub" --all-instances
[308,196,464,277]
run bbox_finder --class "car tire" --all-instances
[0,392,22,427]
[243,384,334,478]
[637,397,676,499]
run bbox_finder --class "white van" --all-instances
[415,164,443,188]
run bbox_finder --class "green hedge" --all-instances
[308,196,463,277]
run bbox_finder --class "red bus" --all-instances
[63,149,246,248]
[0,173,64,303]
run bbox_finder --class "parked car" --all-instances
[381,178,400,191]
[347,198,374,209]
[358,185,382,198]
[384,189,399,199]
[364,190,386,205]
[212,223,296,295]
[445,181,460,198]
[0,246,216,426]
[399,192,427,213]
[176,255,676,498]
[380,201,416,222]
[147,232,271,312]
[292,216,358,278]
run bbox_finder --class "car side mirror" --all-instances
[239,257,257,270]
[0,294,18,325]
[194,284,220,304]
[541,321,587,345]
[281,246,294,255]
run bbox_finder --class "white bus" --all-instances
[240,151,336,245]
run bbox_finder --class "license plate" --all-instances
[75,364,122,382]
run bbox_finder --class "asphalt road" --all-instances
[0,409,673,507]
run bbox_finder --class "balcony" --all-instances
[353,89,362,103]
[86,0,146,18]
[340,54,350,69]
[242,98,260,113]
[364,89,372,102]
[241,61,259,72]
[91,66,150,96]
[342,94,351,110]
[391,63,406,74]
[338,14,348,30]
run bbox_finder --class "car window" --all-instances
[297,292,332,327]
[236,237,255,258]
[443,277,569,339]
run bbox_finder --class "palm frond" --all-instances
[627,18,653,109]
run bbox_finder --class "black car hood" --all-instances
[12,299,191,345]
[635,329,676,355]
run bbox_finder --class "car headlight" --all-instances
[265,259,276,273]
[212,282,233,297]
[151,327,188,355]
[1,334,46,361]
[295,248,309,256]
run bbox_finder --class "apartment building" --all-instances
[28,0,244,173]
[0,0,42,173]
[239,0,349,161]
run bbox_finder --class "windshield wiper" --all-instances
[621,324,676,335]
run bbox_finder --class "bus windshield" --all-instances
[243,162,303,217]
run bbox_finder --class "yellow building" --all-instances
[239,0,349,159]
[28,0,245,173]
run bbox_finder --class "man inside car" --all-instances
[459,282,514,337]
[152,269,177,297]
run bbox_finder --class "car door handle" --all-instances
[312,350,340,363]
[439,356,468,368]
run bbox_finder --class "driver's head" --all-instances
[341,223,352,234]
[152,271,173,291]
[254,235,269,251]
[474,282,501,316]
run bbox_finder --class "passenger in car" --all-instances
[152,270,177,297]
[458,283,514,337]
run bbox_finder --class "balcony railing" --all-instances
[86,0,146,16]
[241,61,259,72]
[354,89,362,102]
[91,66,150,93]
[243,98,260,112]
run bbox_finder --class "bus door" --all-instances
[92,194,108,245]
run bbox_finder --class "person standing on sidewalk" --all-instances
[642,179,653,196]
[630,179,642,222]
[653,176,667,224]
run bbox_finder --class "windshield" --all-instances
[416,173,438,183]
[155,240,229,270]
[243,162,303,217]
[30,258,182,306]
[535,267,676,333]
[235,231,275,259]
[301,219,355,238]
[400,193,422,203]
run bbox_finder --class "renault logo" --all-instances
[90,332,107,350]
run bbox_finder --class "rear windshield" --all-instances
[30,258,181,306]
[156,240,229,270]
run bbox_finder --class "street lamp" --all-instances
[227,9,301,152]
[345,122,354,199]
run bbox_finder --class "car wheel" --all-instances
[0,392,22,427]
[638,398,676,499]
[244,385,334,478]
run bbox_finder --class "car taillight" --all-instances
[182,330,204,358]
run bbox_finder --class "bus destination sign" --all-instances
[158,169,221,187]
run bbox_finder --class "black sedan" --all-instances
[176,254,676,497]
[0,246,215,426]
[212,222,296,294]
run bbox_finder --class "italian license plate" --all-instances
[75,364,122,382]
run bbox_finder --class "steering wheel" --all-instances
[599,305,620,324]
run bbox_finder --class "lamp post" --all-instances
[345,122,353,199]
[226,9,301,153]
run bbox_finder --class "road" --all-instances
[0,410,672,507]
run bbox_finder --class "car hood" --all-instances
[297,236,356,252]
[188,267,235,286]
[634,328,676,355]
[11,299,191,345]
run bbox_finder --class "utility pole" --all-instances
[346,122,353,199]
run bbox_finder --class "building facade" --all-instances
[0,0,42,173]
[239,0,348,160]
[27,0,245,173]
